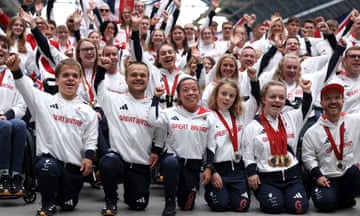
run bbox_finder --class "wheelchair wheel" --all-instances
[23,190,36,203]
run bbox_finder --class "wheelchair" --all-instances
[0,124,37,204]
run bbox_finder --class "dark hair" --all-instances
[54,58,82,78]
[125,61,149,77]
[154,43,176,68]
[176,77,200,105]
[0,35,10,49]
[286,16,301,25]
[99,21,118,38]
[170,25,189,55]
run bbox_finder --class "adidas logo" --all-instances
[50,103,59,109]
[136,197,146,204]
[64,199,74,206]
[171,116,179,120]
[119,104,128,110]
[293,193,303,199]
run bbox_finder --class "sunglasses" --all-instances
[100,9,110,12]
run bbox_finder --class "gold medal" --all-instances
[89,100,97,108]
[279,155,285,167]
[268,156,279,167]
[283,154,291,167]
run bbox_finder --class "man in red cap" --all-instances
[302,83,360,212]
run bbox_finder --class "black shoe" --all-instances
[0,175,10,195]
[162,198,176,216]
[338,198,356,209]
[10,175,25,196]
[36,204,57,216]
[101,198,117,216]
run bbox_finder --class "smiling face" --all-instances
[0,39,9,65]
[343,48,360,78]
[171,28,185,46]
[125,63,149,98]
[284,37,300,55]
[10,18,25,39]
[281,57,300,84]
[78,40,97,68]
[177,79,200,112]
[216,83,237,111]
[220,57,237,78]
[262,84,286,118]
[56,64,81,100]
[201,28,214,45]
[103,46,119,73]
[157,44,176,71]
[320,89,344,122]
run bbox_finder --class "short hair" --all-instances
[125,61,149,78]
[286,16,301,25]
[344,46,360,57]
[47,19,57,27]
[0,35,10,49]
[303,19,316,27]
[207,78,244,116]
[54,58,82,78]
[222,21,233,29]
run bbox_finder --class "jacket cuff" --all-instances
[12,69,23,79]
[4,109,15,120]
[85,150,95,160]
[246,163,257,177]
[310,166,323,180]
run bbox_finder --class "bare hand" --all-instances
[87,9,95,23]
[316,176,330,188]
[174,0,182,9]
[201,167,211,185]
[211,0,219,10]
[149,153,159,170]
[19,7,34,26]
[247,67,257,81]
[131,11,142,30]
[154,86,165,97]
[162,10,169,23]
[97,56,112,70]
[34,0,43,14]
[300,79,311,93]
[211,172,223,189]
[248,174,261,190]
[338,38,347,47]
[80,158,93,176]
[5,53,21,72]
[317,21,331,34]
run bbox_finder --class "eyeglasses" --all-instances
[100,9,110,12]
[80,47,96,52]
[346,54,360,60]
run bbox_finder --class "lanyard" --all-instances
[259,113,287,155]
[84,70,96,103]
[215,110,238,152]
[0,69,6,86]
[162,73,179,96]
[324,123,345,161]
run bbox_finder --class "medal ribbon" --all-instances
[259,113,287,155]
[324,123,345,161]
[215,110,238,152]
[0,69,6,86]
[84,70,96,103]
[162,73,180,97]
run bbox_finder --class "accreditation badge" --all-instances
[283,154,291,167]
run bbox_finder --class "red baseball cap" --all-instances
[321,83,344,98]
